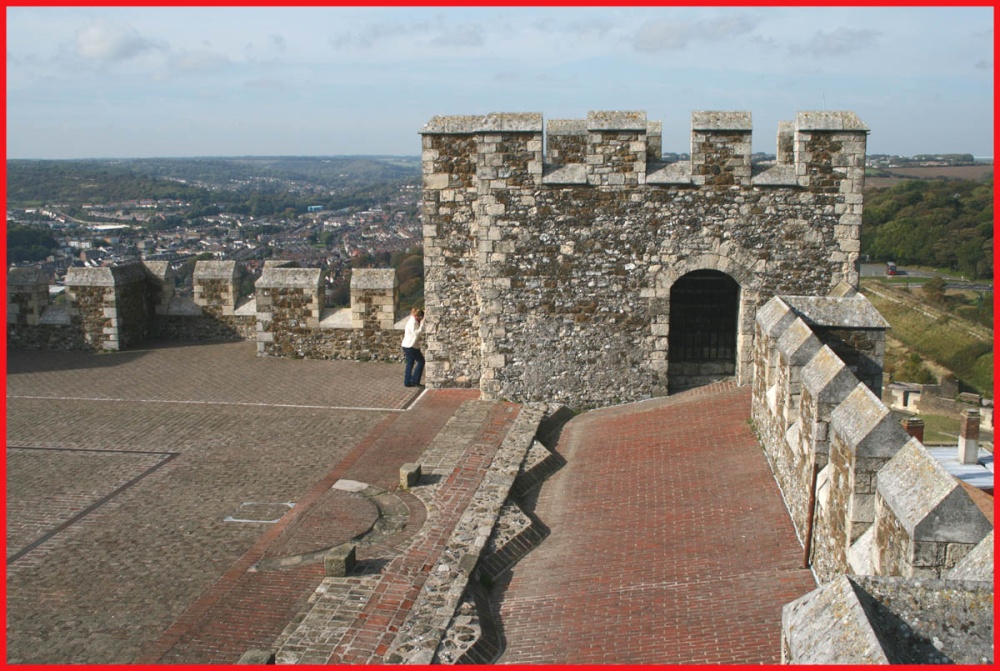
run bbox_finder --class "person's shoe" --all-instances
[404,383,414,387]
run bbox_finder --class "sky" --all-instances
[5,5,995,159]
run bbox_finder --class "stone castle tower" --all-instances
[420,110,869,407]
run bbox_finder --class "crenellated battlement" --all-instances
[421,108,870,406]
[421,109,868,190]
[6,262,408,361]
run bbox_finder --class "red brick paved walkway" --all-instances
[496,381,818,664]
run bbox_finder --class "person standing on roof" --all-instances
[402,308,425,388]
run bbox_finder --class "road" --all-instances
[859,264,993,291]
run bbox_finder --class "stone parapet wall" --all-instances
[350,268,398,330]
[155,312,256,342]
[255,267,405,362]
[8,263,408,361]
[759,292,994,663]
[63,264,156,351]
[752,293,991,586]
[421,109,869,407]
[6,267,51,326]
[194,260,239,317]
[869,439,992,578]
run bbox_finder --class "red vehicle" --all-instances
[886,262,897,276]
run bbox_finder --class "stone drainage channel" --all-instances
[241,401,571,665]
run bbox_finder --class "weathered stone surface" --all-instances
[831,383,909,459]
[948,530,994,582]
[783,574,992,665]
[782,575,888,664]
[324,544,357,577]
[350,268,397,291]
[400,463,422,490]
[237,649,275,664]
[877,439,991,544]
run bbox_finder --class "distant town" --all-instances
[5,152,991,305]
[6,156,424,305]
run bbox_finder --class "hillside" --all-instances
[5,156,421,212]
[860,278,993,398]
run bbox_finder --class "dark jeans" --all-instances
[403,347,425,386]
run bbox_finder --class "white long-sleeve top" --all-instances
[402,316,424,348]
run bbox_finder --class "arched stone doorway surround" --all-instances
[650,254,760,394]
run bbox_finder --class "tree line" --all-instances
[861,176,993,279]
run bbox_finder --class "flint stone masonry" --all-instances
[350,268,398,330]
[780,295,889,395]
[421,109,869,407]
[193,260,239,316]
[256,266,406,362]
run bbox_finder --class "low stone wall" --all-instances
[254,266,406,362]
[270,401,569,665]
[154,304,257,341]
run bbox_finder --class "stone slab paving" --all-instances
[495,381,819,664]
[143,390,483,665]
[4,341,426,664]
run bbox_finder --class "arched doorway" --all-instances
[668,269,740,392]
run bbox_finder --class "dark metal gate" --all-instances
[668,270,739,364]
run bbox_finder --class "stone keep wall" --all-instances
[421,109,869,407]
[751,293,991,586]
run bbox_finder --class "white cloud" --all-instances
[169,50,230,73]
[795,27,879,58]
[430,24,484,48]
[75,20,165,62]
[330,20,432,50]
[633,15,759,53]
